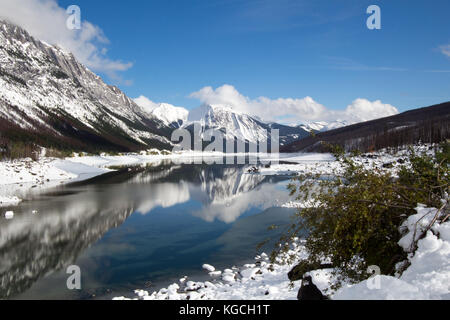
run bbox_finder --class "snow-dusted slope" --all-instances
[150,103,188,128]
[299,120,349,133]
[0,20,172,152]
[186,104,309,147]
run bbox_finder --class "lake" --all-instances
[0,160,299,300]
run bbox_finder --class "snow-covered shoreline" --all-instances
[0,157,110,206]
[0,144,434,208]
[0,151,237,204]
[261,145,434,177]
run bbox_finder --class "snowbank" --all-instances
[334,204,450,300]
[0,158,77,186]
[0,157,110,202]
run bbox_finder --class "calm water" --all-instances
[0,161,299,300]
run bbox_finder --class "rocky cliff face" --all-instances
[0,20,173,153]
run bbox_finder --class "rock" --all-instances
[4,211,14,219]
[202,264,215,272]
[208,271,222,278]
[297,276,328,301]
[382,162,394,168]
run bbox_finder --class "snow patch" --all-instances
[0,196,22,207]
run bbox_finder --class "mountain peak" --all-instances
[151,103,189,128]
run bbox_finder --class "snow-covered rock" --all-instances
[4,211,14,219]
[202,264,216,272]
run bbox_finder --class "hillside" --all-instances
[282,102,450,153]
[0,20,173,158]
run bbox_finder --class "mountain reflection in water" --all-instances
[0,162,298,299]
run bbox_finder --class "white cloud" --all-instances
[0,0,132,79]
[190,85,249,112]
[189,84,399,125]
[133,95,160,113]
[341,98,398,123]
[189,84,327,124]
[440,44,450,58]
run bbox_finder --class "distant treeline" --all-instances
[282,102,450,153]
[346,117,449,152]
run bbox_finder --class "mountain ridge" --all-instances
[0,19,173,156]
[298,120,349,133]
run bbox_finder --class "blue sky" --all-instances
[5,0,450,122]
[54,0,450,113]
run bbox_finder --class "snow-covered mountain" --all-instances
[299,120,349,133]
[149,103,188,128]
[0,20,173,153]
[187,104,272,144]
[186,104,310,148]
